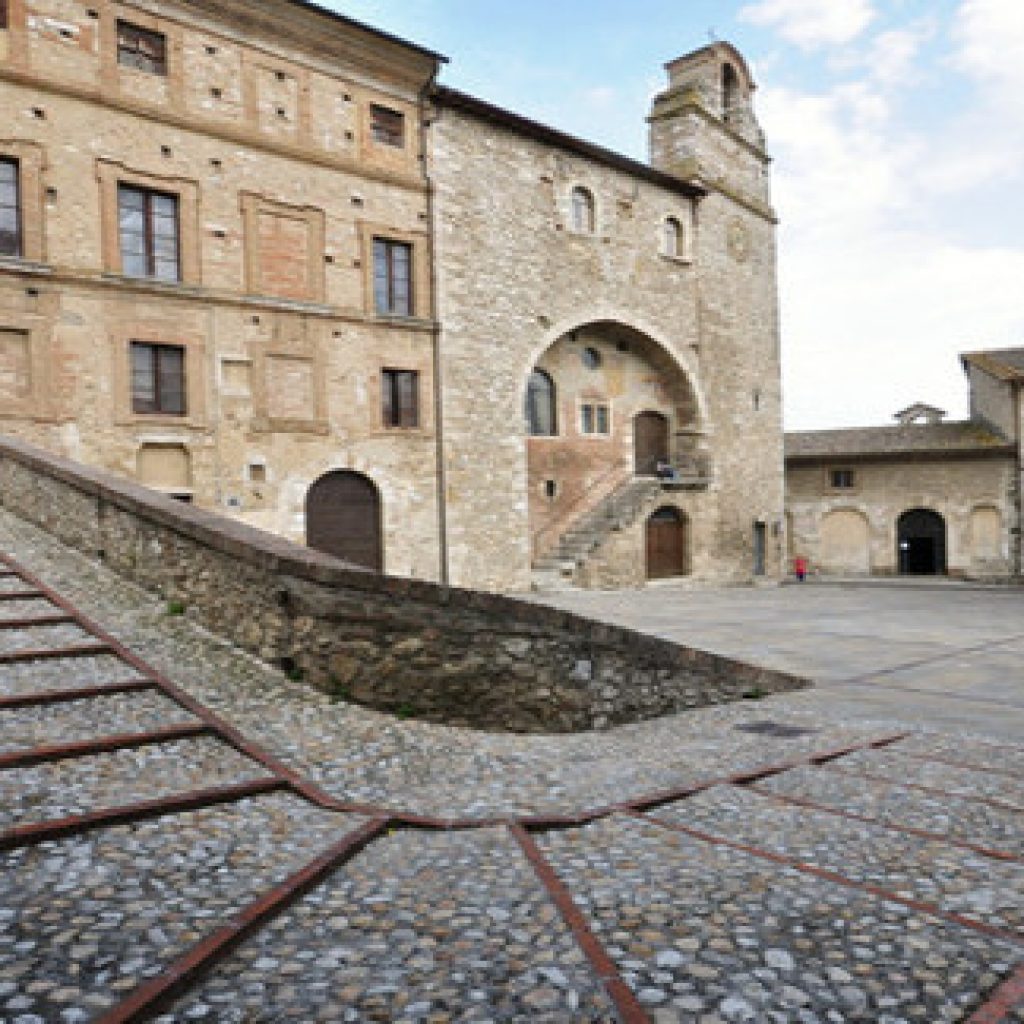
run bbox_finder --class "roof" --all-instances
[785,420,1014,463]
[432,86,707,200]
[961,347,1024,382]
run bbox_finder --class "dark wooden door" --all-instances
[305,471,382,572]
[634,411,669,476]
[646,506,685,579]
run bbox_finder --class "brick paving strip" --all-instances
[2,544,1023,1022]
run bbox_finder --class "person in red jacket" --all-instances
[794,556,807,581]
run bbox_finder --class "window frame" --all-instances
[829,468,856,490]
[571,186,596,234]
[118,183,181,283]
[372,237,413,317]
[117,19,168,76]
[381,367,420,429]
[130,341,187,416]
[580,401,611,437]
[369,104,405,148]
[0,157,21,259]
[526,368,557,437]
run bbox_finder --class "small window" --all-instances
[0,159,20,258]
[571,186,595,234]
[581,346,601,370]
[830,469,855,489]
[526,369,556,436]
[131,341,186,415]
[119,184,180,281]
[117,20,167,76]
[581,402,610,436]
[0,1,9,31]
[370,104,404,147]
[544,479,557,499]
[373,238,412,316]
[382,368,419,428]
[664,217,683,259]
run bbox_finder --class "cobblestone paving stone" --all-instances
[537,812,1021,1023]
[760,765,1024,857]
[889,732,1024,777]
[0,621,92,655]
[0,652,146,699]
[0,691,197,755]
[162,826,616,1024]
[0,736,266,830]
[0,596,62,621]
[649,785,1024,935]
[0,794,365,1022]
[828,747,1024,809]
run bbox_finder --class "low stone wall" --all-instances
[0,435,806,732]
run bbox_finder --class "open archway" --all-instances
[306,470,382,572]
[897,508,946,575]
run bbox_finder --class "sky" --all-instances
[323,0,1024,430]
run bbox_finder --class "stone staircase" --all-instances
[531,477,665,590]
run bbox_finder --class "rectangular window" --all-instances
[830,468,855,489]
[381,368,419,429]
[581,402,610,435]
[118,184,180,282]
[373,238,412,316]
[117,20,167,75]
[0,159,20,259]
[370,104,404,147]
[131,341,186,415]
[0,1,9,30]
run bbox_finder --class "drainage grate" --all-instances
[734,720,818,739]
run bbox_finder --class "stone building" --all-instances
[0,1,784,591]
[786,349,1024,579]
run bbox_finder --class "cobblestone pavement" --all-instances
[1,508,1022,1023]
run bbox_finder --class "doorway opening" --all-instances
[305,470,382,572]
[634,411,670,476]
[897,508,946,575]
[646,505,688,580]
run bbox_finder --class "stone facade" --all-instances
[1,4,785,592]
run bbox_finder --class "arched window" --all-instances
[722,63,740,120]
[571,186,595,234]
[526,369,557,436]
[663,216,683,258]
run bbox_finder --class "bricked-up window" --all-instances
[131,342,186,415]
[581,402,610,435]
[664,217,683,258]
[370,104,404,147]
[382,368,419,428]
[526,369,556,436]
[0,159,19,258]
[119,185,179,281]
[830,468,855,489]
[373,238,412,316]
[571,186,595,234]
[117,20,167,75]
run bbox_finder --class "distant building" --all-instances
[786,349,1024,579]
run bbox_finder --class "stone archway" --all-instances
[646,506,688,579]
[897,508,946,575]
[306,470,382,572]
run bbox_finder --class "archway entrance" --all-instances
[306,471,382,572]
[634,411,670,476]
[897,508,945,575]
[646,506,687,579]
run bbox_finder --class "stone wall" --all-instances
[0,434,805,732]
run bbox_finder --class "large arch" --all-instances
[305,470,382,572]
[819,507,870,574]
[897,507,946,576]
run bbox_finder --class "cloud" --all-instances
[739,0,876,49]
[952,0,1024,96]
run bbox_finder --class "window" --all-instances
[830,469,855,489]
[119,185,179,281]
[571,186,595,234]
[526,369,556,436]
[370,104,405,147]
[382,368,419,428]
[722,63,740,120]
[131,342,185,415]
[0,1,9,30]
[117,20,167,75]
[664,217,683,259]
[373,238,412,316]
[0,159,19,258]
[581,402,610,435]
[581,346,601,370]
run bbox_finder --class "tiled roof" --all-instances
[785,420,1013,460]
[961,347,1024,381]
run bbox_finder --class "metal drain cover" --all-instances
[734,720,817,738]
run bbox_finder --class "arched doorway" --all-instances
[897,508,945,575]
[306,471,382,572]
[634,411,670,476]
[646,506,687,579]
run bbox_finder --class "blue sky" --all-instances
[325,0,1024,429]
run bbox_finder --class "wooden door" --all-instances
[646,506,685,579]
[305,471,382,572]
[634,411,669,476]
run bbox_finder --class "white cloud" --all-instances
[952,0,1024,95]
[739,0,876,49]
[868,21,936,85]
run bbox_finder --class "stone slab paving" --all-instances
[759,765,1024,857]
[0,690,198,755]
[0,736,266,830]
[649,784,1024,935]
[0,794,365,1022]
[0,652,146,700]
[891,732,1024,776]
[161,826,617,1023]
[0,596,61,621]
[538,812,1020,1022]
